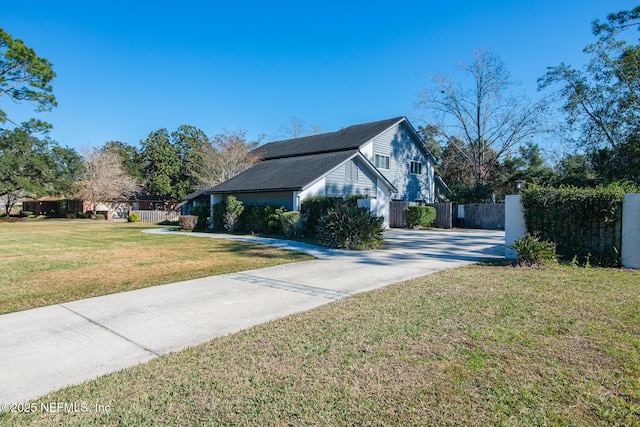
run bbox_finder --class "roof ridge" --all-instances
[254,116,406,160]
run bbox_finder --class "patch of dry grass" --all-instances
[0,220,312,314]
[3,264,639,426]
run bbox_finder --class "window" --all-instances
[345,159,359,181]
[374,154,390,170]
[410,161,422,175]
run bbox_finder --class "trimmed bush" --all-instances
[21,211,33,217]
[240,204,287,235]
[92,214,105,220]
[190,205,210,231]
[406,206,436,229]
[316,205,384,250]
[279,211,302,238]
[300,195,362,237]
[223,196,244,232]
[507,234,556,267]
[127,212,141,222]
[179,215,198,231]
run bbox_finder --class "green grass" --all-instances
[0,220,313,314]
[3,264,639,426]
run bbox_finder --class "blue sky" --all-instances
[2,1,636,150]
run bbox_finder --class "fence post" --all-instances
[505,195,526,260]
[622,194,640,269]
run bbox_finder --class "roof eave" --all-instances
[209,187,302,194]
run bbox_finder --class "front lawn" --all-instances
[4,264,639,426]
[0,220,313,314]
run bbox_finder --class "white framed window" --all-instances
[410,161,422,175]
[374,153,390,170]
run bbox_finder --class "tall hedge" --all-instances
[300,195,362,237]
[520,186,625,266]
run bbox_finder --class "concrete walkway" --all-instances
[0,228,504,404]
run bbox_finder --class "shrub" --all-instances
[521,185,624,266]
[21,211,33,217]
[406,206,436,229]
[300,195,362,237]
[240,204,287,235]
[210,203,226,232]
[223,196,244,232]
[93,214,106,220]
[279,211,302,238]
[66,213,77,219]
[316,205,384,250]
[179,215,198,231]
[127,212,141,222]
[507,234,557,267]
[190,205,210,231]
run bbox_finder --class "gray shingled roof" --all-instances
[254,117,405,160]
[210,150,359,193]
[201,117,414,196]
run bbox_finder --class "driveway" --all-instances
[0,228,504,404]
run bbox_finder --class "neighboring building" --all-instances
[22,192,177,220]
[185,117,440,228]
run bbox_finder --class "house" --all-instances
[22,192,177,220]
[186,117,440,228]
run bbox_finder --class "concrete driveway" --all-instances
[0,228,504,404]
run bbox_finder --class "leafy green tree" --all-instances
[495,143,556,194]
[139,125,206,201]
[0,27,56,126]
[171,125,208,194]
[139,128,181,200]
[539,6,640,183]
[0,127,82,214]
[417,124,443,159]
[589,136,640,183]
[555,153,598,187]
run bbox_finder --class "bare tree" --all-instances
[278,117,322,139]
[188,129,260,188]
[78,148,140,214]
[418,49,549,184]
[1,190,23,215]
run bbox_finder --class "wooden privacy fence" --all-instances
[132,210,179,223]
[389,201,453,229]
[389,201,505,230]
[461,203,505,230]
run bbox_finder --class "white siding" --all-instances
[296,178,326,210]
